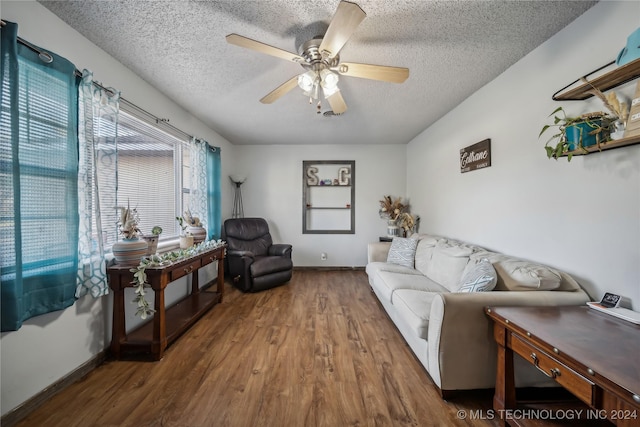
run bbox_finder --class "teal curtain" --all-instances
[206,145,221,240]
[0,22,79,331]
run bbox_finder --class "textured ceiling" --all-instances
[38,0,597,145]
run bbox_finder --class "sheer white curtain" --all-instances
[189,137,209,235]
[75,70,119,298]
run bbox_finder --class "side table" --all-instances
[107,244,226,360]
[486,306,640,426]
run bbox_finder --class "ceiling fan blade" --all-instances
[226,33,305,64]
[319,1,366,59]
[326,90,347,114]
[334,62,409,83]
[260,75,300,104]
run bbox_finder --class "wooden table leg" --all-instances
[217,254,225,302]
[152,287,166,360]
[110,286,125,359]
[493,324,515,427]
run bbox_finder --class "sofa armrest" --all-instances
[368,242,391,263]
[427,289,590,391]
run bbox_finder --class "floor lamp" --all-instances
[230,175,246,218]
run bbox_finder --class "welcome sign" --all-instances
[460,139,491,173]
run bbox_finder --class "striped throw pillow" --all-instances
[457,258,497,292]
[387,237,418,268]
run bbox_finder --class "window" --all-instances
[111,109,191,246]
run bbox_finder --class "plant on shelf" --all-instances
[117,201,141,239]
[540,80,628,161]
[142,225,163,256]
[379,195,411,238]
[176,215,194,248]
[539,107,615,161]
[129,239,226,319]
[583,81,629,140]
[112,201,148,265]
[182,209,207,244]
[397,212,419,236]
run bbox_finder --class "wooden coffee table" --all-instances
[486,306,640,427]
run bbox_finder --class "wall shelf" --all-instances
[561,134,640,157]
[553,58,640,101]
[303,160,355,234]
[306,207,351,210]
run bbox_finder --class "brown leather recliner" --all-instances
[223,218,293,292]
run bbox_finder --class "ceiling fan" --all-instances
[226,1,409,115]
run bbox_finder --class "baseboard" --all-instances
[293,266,365,271]
[1,350,108,427]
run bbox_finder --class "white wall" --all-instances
[407,1,640,309]
[3,0,639,419]
[232,144,406,266]
[0,1,237,417]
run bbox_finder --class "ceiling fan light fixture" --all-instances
[297,70,317,92]
[319,69,339,90]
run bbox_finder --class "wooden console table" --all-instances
[107,245,226,360]
[486,306,639,427]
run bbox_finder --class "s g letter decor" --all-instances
[460,139,491,173]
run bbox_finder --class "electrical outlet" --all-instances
[321,252,327,261]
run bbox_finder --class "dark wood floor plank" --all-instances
[12,270,499,427]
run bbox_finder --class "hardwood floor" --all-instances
[14,270,499,427]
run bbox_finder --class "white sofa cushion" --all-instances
[456,258,497,292]
[424,240,474,291]
[386,237,419,268]
[414,236,439,276]
[374,270,448,303]
[392,289,438,339]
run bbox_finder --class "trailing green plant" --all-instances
[539,105,617,162]
[129,239,226,318]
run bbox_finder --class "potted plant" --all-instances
[142,225,163,255]
[397,212,418,237]
[112,201,148,265]
[176,216,194,248]
[539,107,615,161]
[379,195,408,237]
[182,210,206,244]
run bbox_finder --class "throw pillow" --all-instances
[457,258,498,293]
[493,259,562,291]
[387,237,418,268]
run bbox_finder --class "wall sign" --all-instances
[460,139,491,173]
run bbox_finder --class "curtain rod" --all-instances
[1,19,194,142]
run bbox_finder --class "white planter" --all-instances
[142,235,159,255]
[112,238,148,266]
[186,226,206,244]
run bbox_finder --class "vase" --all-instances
[142,235,159,255]
[186,226,206,244]
[180,235,194,249]
[386,220,401,238]
[112,238,148,266]
[610,119,626,140]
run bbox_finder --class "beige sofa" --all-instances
[366,234,590,398]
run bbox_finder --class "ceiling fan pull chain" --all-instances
[317,101,322,114]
